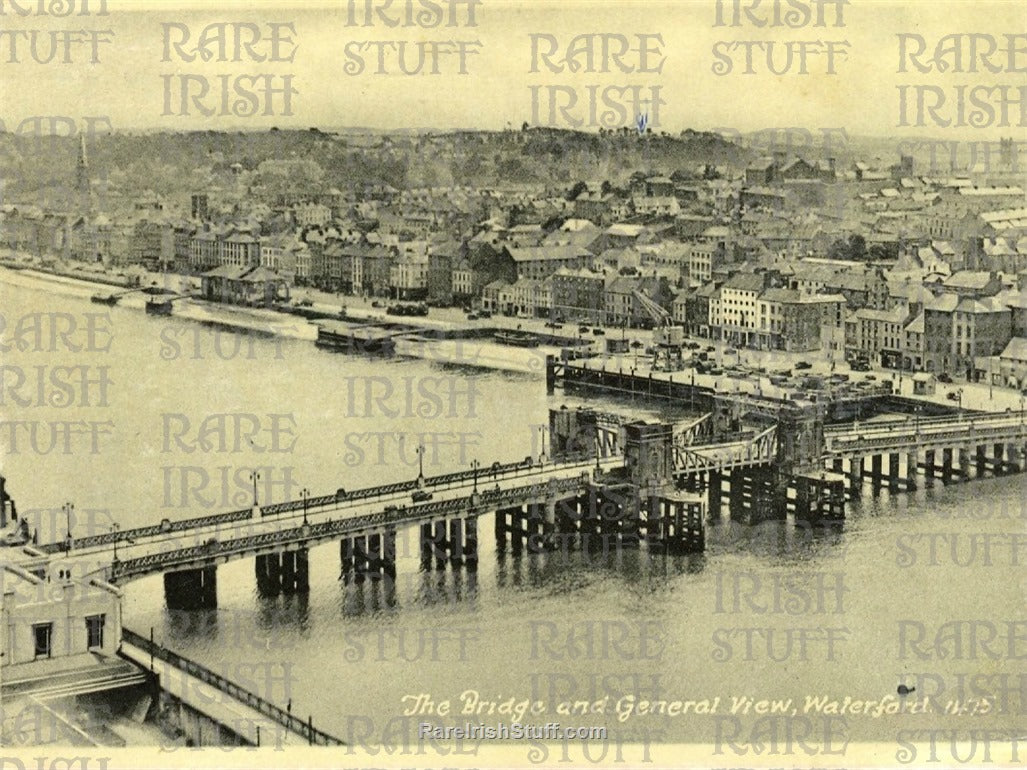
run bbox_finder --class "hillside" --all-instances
[0,126,751,207]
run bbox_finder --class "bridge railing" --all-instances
[673,426,777,474]
[112,476,589,580]
[121,628,343,746]
[39,458,574,552]
[36,508,255,555]
[674,413,713,446]
[260,457,566,518]
[825,419,1027,453]
[824,411,1020,437]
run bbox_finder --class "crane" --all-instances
[632,289,685,371]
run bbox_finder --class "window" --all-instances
[86,614,105,649]
[33,622,53,659]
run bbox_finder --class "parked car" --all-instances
[630,340,644,349]
[466,313,479,320]
[946,391,960,401]
[687,342,702,349]
[411,490,433,502]
[938,373,953,383]
[592,328,605,336]
[795,361,812,370]
[478,310,492,318]
[371,300,384,308]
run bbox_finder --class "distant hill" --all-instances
[0,126,752,206]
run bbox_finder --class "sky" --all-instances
[0,0,1024,142]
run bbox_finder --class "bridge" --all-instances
[32,457,619,602]
[822,410,1027,492]
[22,400,790,612]
[825,411,1027,456]
[29,390,1027,612]
[674,425,777,474]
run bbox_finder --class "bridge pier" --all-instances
[1011,445,1027,474]
[869,454,883,491]
[727,470,745,517]
[955,446,970,481]
[554,495,585,550]
[448,518,463,568]
[341,530,397,583]
[938,447,953,483]
[351,535,369,583]
[495,506,525,556]
[994,442,1009,474]
[340,538,353,579]
[974,444,987,477]
[648,491,704,553]
[584,486,625,553]
[681,472,704,495]
[596,485,635,547]
[256,549,310,597]
[421,516,480,569]
[847,457,863,497]
[434,520,449,568]
[922,449,937,484]
[887,453,900,490]
[464,518,478,570]
[707,470,723,515]
[727,466,783,525]
[904,450,919,491]
[164,567,217,610]
[367,532,384,574]
[794,472,846,522]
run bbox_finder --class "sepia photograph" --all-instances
[0,0,1024,767]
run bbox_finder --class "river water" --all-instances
[1,269,1024,756]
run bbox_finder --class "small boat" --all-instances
[494,330,540,348]
[315,321,395,354]
[145,298,174,316]
[90,292,120,305]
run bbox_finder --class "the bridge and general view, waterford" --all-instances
[6,353,1027,747]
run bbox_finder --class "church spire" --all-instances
[76,133,89,195]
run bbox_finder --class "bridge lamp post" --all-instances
[471,460,480,494]
[249,470,261,509]
[111,523,135,564]
[415,443,425,484]
[301,488,310,526]
[538,425,548,464]
[63,501,74,552]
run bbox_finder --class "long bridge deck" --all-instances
[825,411,1027,456]
[32,405,1027,584]
[45,458,618,582]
